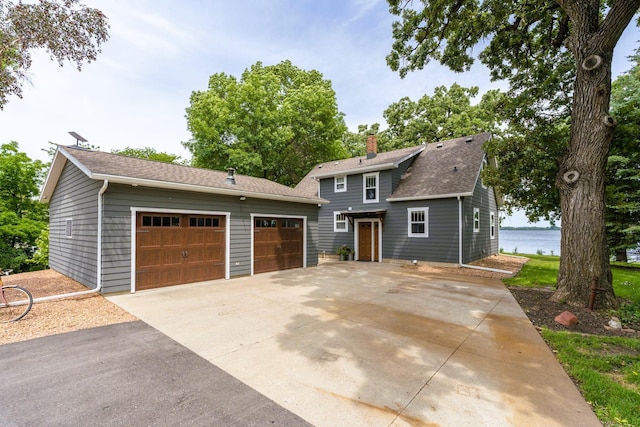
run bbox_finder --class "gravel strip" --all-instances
[1,270,137,345]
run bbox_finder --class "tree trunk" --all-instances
[614,248,628,263]
[552,47,618,308]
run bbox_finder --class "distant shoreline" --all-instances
[500,226,561,230]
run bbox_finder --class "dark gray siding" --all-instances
[102,184,318,293]
[318,169,394,255]
[384,199,460,263]
[462,177,499,263]
[48,162,100,289]
[317,167,460,263]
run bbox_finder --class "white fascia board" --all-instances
[387,192,473,202]
[40,146,92,203]
[312,163,396,179]
[91,173,329,205]
[311,148,424,179]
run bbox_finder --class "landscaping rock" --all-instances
[554,311,578,327]
[607,317,622,330]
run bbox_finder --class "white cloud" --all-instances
[1,0,638,171]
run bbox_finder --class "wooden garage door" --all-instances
[254,217,303,274]
[136,213,225,290]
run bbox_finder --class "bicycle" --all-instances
[0,269,33,322]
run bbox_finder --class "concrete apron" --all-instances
[108,261,600,427]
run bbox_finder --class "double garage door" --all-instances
[136,213,303,290]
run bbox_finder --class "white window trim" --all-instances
[473,208,480,233]
[407,207,429,238]
[481,157,488,189]
[334,175,347,192]
[334,211,348,232]
[490,211,496,239]
[65,218,73,238]
[363,172,379,204]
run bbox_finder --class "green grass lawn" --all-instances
[504,253,640,426]
[503,254,640,304]
[542,331,640,427]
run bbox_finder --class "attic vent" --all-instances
[318,165,323,168]
[465,137,473,142]
[436,143,443,148]
[226,168,236,185]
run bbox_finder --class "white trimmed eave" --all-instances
[312,162,397,179]
[311,147,425,180]
[387,191,473,202]
[91,173,329,205]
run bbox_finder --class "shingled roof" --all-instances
[295,145,424,198]
[389,133,492,200]
[40,146,326,205]
[295,133,494,201]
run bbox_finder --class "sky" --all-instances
[1,0,639,227]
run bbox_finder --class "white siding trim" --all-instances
[250,213,308,276]
[473,208,480,233]
[363,172,379,204]
[407,207,429,238]
[129,207,231,293]
[333,211,348,232]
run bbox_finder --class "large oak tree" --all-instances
[387,0,640,307]
[0,0,109,109]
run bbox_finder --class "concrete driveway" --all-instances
[109,261,600,426]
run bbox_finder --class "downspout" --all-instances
[32,180,109,303]
[457,196,512,275]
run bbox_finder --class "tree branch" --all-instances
[598,0,640,52]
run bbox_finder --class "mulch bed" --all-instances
[509,286,640,337]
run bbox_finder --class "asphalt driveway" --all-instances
[0,321,309,426]
[107,261,600,426]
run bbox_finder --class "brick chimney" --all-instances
[366,134,378,159]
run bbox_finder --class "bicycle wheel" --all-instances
[0,286,33,322]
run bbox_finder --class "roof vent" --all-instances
[436,143,443,148]
[465,137,473,143]
[226,168,236,185]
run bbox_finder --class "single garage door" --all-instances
[254,217,303,274]
[136,213,225,291]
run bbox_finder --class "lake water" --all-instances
[499,229,640,261]
[499,229,561,256]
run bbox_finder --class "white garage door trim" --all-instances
[130,207,231,293]
[250,213,307,276]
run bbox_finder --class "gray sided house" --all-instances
[296,133,501,265]
[40,146,324,293]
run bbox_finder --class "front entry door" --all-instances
[358,221,379,262]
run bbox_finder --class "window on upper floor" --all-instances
[335,175,346,192]
[473,208,480,233]
[334,212,348,232]
[490,211,496,239]
[407,208,429,237]
[363,172,379,203]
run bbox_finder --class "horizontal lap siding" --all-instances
[463,179,499,263]
[48,162,100,289]
[384,199,459,263]
[103,185,318,293]
[318,170,394,255]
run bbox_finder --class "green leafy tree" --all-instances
[0,0,109,109]
[0,142,48,271]
[184,60,348,186]
[111,147,185,164]
[606,51,640,262]
[382,84,504,150]
[387,0,640,307]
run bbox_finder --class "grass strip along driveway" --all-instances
[505,254,640,426]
